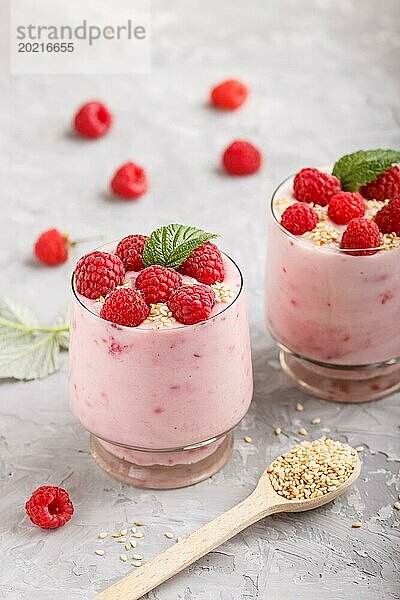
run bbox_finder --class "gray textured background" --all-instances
[1,1,400,598]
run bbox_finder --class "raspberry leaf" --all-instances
[0,297,69,380]
[143,224,219,268]
[332,149,400,192]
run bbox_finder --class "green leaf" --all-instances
[332,149,400,191]
[53,305,70,350]
[143,224,219,268]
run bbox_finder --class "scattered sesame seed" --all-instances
[130,527,136,534]
[164,532,174,539]
[117,537,127,543]
[394,502,400,511]
[98,532,108,539]
[132,532,144,539]
[120,529,128,535]
[131,540,137,548]
[274,427,282,436]
[119,554,128,562]
[355,446,364,452]
[296,403,304,412]
[132,560,142,567]
[125,542,132,551]
[211,282,235,303]
[176,536,184,543]
[95,549,105,556]
[244,436,253,444]
[311,418,321,425]
[144,303,176,329]
[134,520,143,527]
[352,521,362,528]
[267,437,358,501]
[112,532,122,538]
[132,554,143,560]
[298,427,308,436]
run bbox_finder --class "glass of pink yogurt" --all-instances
[266,166,400,403]
[69,231,253,489]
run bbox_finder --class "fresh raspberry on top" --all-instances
[136,265,182,305]
[116,234,149,271]
[360,166,400,201]
[327,191,366,225]
[281,202,319,235]
[110,162,148,199]
[222,140,262,175]
[73,101,112,139]
[34,228,68,266]
[100,288,149,327]
[168,284,215,325]
[179,242,225,285]
[25,485,74,529]
[374,198,400,235]
[210,79,248,110]
[340,217,381,256]
[75,251,125,299]
[293,168,341,206]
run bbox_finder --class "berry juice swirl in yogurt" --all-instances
[265,150,400,403]
[69,224,253,488]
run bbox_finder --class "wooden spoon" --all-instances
[94,453,361,600]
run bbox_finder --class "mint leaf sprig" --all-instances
[143,224,219,269]
[0,297,69,380]
[332,149,400,192]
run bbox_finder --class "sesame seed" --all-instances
[131,540,137,548]
[244,436,253,444]
[296,403,304,412]
[176,536,184,543]
[134,520,143,526]
[125,542,132,551]
[120,554,128,562]
[274,427,282,436]
[112,532,122,538]
[132,560,142,567]
[311,418,321,425]
[120,529,127,535]
[95,549,105,556]
[132,532,144,538]
[355,446,364,452]
[394,502,400,510]
[298,428,308,436]
[164,532,174,539]
[117,537,127,543]
[98,532,108,539]
[352,521,362,528]
[132,554,143,560]
[130,527,136,534]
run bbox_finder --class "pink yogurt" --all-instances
[69,243,253,466]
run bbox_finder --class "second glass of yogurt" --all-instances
[69,225,253,488]
[265,159,400,403]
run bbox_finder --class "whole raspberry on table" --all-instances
[360,166,400,201]
[293,168,341,206]
[168,284,215,325]
[100,288,149,327]
[136,265,182,305]
[340,217,381,256]
[210,79,249,110]
[73,101,112,139]
[75,251,125,299]
[34,228,68,266]
[179,242,225,285]
[25,486,74,529]
[116,234,149,271]
[222,140,262,175]
[110,162,148,199]
[375,198,400,235]
[280,202,319,235]
[327,191,366,225]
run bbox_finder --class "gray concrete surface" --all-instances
[1,0,400,598]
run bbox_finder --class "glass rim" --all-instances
[270,171,400,254]
[70,244,244,333]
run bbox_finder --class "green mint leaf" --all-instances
[143,224,219,268]
[332,149,400,191]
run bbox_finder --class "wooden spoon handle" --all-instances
[94,490,279,600]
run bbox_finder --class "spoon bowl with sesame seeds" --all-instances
[94,437,360,600]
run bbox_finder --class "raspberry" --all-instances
[75,251,125,299]
[100,288,149,327]
[340,217,381,256]
[168,284,215,325]
[293,168,341,206]
[25,486,74,529]
[179,242,225,285]
[210,79,248,110]
[222,140,262,176]
[135,265,182,305]
[116,234,149,271]
[110,162,148,199]
[73,101,112,139]
[375,198,400,235]
[360,166,400,201]
[34,228,68,266]
[280,202,319,235]
[327,192,366,225]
